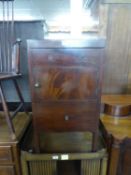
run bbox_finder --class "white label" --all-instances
[61,154,69,160]
[52,155,59,160]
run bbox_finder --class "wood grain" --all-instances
[27,39,105,152]
[102,4,131,93]
[101,113,131,140]
[101,95,131,116]
[101,95,131,175]
[104,104,131,116]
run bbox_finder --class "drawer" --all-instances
[29,48,102,67]
[0,146,13,163]
[31,65,100,102]
[0,165,15,175]
[32,101,99,132]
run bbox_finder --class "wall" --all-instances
[1,1,131,102]
[102,3,131,94]
[0,0,70,21]
[0,0,100,103]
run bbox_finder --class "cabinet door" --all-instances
[0,166,15,175]
[32,66,99,102]
[29,48,102,102]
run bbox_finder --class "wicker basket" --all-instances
[21,149,107,175]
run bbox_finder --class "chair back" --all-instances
[0,37,21,74]
[11,39,21,74]
[0,0,21,74]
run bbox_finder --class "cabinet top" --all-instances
[27,38,106,49]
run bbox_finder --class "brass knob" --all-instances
[64,115,69,121]
[34,82,40,88]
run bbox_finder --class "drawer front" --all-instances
[0,146,13,163]
[31,66,100,102]
[0,165,15,175]
[32,101,99,132]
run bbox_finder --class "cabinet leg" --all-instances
[108,140,120,175]
[92,131,98,151]
[33,127,40,153]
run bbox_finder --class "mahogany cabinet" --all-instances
[27,39,105,152]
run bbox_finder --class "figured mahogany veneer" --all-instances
[27,39,105,152]
[32,102,98,132]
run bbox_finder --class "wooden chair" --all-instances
[0,0,28,140]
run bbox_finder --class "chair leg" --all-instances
[13,79,28,114]
[0,82,16,140]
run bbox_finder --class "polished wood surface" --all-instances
[101,95,131,175]
[101,113,131,141]
[102,95,131,105]
[101,95,131,117]
[32,102,98,132]
[101,113,131,175]
[27,39,105,152]
[32,64,98,101]
[0,112,31,175]
[104,104,131,116]
[118,139,131,175]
